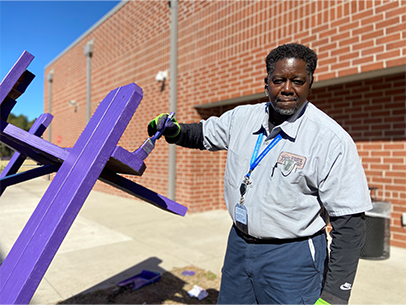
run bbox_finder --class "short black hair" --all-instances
[265,43,318,87]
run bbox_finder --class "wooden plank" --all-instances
[0,51,34,104]
[99,168,188,216]
[0,113,53,179]
[0,119,68,165]
[0,164,60,196]
[7,70,35,101]
[104,145,146,175]
[0,83,143,304]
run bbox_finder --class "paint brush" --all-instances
[133,112,175,160]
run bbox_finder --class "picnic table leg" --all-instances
[0,113,53,180]
[0,164,60,196]
[99,168,187,216]
[0,83,143,304]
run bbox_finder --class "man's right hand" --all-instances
[148,113,180,139]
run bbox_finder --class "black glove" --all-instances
[148,113,180,139]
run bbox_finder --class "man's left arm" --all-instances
[316,134,372,304]
[318,212,366,304]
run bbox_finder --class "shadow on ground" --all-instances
[57,257,220,304]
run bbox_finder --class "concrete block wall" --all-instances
[44,0,406,247]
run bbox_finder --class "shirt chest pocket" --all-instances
[265,164,318,209]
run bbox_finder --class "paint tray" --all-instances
[117,270,161,291]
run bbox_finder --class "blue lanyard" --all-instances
[246,133,282,179]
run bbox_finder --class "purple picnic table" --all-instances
[0,51,187,304]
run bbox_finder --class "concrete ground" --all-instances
[0,177,405,304]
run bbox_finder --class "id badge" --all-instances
[234,204,249,234]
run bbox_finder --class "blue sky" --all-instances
[0,0,121,122]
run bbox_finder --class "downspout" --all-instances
[84,40,93,123]
[168,0,179,201]
[46,69,54,180]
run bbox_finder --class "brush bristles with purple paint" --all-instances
[134,138,155,160]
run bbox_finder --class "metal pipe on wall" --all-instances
[84,40,93,123]
[46,69,54,180]
[168,0,179,201]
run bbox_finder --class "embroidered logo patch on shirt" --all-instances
[277,152,307,176]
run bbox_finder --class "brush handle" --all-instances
[151,112,175,142]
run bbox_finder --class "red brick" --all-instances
[319,57,338,66]
[301,34,318,45]
[360,13,384,26]
[387,171,406,178]
[362,29,384,41]
[387,56,406,67]
[338,36,360,47]
[331,46,351,56]
[375,1,401,14]
[317,72,336,81]
[384,143,406,150]
[338,67,359,77]
[387,40,406,51]
[352,56,374,65]
[319,28,337,39]
[313,38,330,47]
[331,61,351,70]
[386,23,406,35]
[331,16,350,28]
[386,184,406,192]
[377,49,401,61]
[385,6,406,18]
[312,24,329,34]
[361,45,385,56]
[376,16,401,29]
[372,177,393,184]
[391,240,406,248]
[339,20,361,32]
[319,42,339,53]
[351,10,374,21]
[361,62,385,72]
[352,40,375,52]
[371,164,391,170]
[376,33,402,45]
[353,24,374,36]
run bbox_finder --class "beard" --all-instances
[271,97,298,116]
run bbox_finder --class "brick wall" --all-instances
[309,73,406,248]
[177,0,406,108]
[44,0,406,247]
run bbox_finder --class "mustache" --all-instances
[276,97,298,102]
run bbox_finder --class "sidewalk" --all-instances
[0,177,405,304]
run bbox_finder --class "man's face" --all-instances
[267,58,311,117]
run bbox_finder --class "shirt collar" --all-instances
[252,103,271,137]
[256,101,308,140]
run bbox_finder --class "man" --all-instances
[148,43,372,304]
